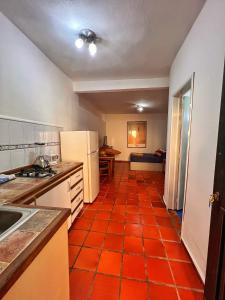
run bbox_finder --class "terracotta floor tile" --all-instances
[98,250,122,276]
[164,241,191,261]
[74,247,100,271]
[139,207,154,214]
[141,214,157,225]
[107,221,124,234]
[90,274,120,300]
[125,213,141,224]
[72,218,93,230]
[69,245,80,268]
[160,227,180,242]
[126,205,139,213]
[178,288,204,300]
[156,216,173,227]
[120,279,148,300]
[104,233,124,251]
[152,208,170,217]
[95,211,111,220]
[100,204,114,211]
[149,283,178,300]
[113,205,126,214]
[143,225,160,239]
[82,210,97,219]
[91,219,109,232]
[151,201,166,208]
[68,164,205,300]
[144,239,166,257]
[146,257,174,284]
[170,261,204,289]
[124,224,143,237]
[122,254,146,280]
[70,269,94,300]
[124,236,143,254]
[69,230,88,246]
[84,232,105,248]
[111,212,126,223]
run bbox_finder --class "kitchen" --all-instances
[0,1,225,300]
[0,126,98,299]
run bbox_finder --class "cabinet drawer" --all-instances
[71,201,83,224]
[70,180,83,200]
[71,191,83,213]
[70,169,83,187]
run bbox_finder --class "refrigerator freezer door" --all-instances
[87,151,99,203]
[60,131,88,161]
[87,131,99,154]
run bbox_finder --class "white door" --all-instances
[87,131,98,154]
[88,151,99,203]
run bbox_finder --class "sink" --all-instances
[0,206,39,241]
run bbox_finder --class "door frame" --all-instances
[166,74,194,212]
[177,91,192,211]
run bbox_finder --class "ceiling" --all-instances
[79,88,169,114]
[0,0,205,81]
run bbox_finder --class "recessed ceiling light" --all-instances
[136,105,144,112]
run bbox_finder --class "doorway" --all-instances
[169,77,194,221]
[177,90,192,214]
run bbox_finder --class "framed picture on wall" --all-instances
[127,121,147,148]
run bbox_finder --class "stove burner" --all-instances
[16,166,57,178]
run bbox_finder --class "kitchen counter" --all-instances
[0,206,70,298]
[0,161,83,298]
[0,161,83,205]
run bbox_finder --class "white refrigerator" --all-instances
[60,131,99,203]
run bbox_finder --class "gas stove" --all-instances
[16,166,57,178]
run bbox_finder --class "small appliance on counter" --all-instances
[45,154,59,166]
[33,155,50,169]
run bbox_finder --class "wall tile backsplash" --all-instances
[0,118,62,172]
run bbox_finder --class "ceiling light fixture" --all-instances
[75,37,84,49]
[75,29,100,57]
[136,105,144,112]
[89,42,97,56]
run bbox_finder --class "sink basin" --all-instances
[0,206,39,241]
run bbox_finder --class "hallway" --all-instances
[68,162,204,300]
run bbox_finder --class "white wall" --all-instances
[164,0,225,281]
[0,13,105,138]
[105,114,167,161]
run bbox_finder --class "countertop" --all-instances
[0,161,83,205]
[0,161,83,298]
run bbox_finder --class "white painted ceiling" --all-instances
[0,0,205,81]
[79,89,169,114]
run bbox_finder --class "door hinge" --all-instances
[209,192,220,207]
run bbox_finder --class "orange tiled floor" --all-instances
[69,162,204,300]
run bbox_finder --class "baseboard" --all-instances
[181,237,205,284]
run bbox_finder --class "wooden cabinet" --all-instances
[2,222,69,300]
[35,167,84,228]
